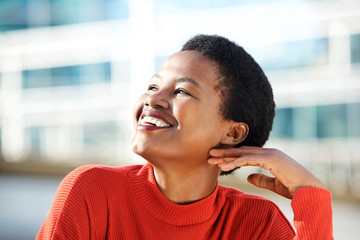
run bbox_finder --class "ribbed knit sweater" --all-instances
[37,163,333,239]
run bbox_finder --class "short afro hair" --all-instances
[181,34,275,174]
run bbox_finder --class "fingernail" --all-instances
[221,164,230,171]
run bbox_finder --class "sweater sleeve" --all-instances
[291,187,333,240]
[36,166,94,240]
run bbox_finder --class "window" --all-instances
[351,33,360,63]
[22,62,111,88]
[317,104,347,138]
[0,0,129,31]
[23,69,52,88]
[272,103,359,139]
[50,0,129,25]
[79,62,112,85]
[271,108,293,138]
[293,106,317,139]
[27,126,43,154]
[50,0,80,25]
[83,121,117,150]
[251,38,329,71]
[0,127,2,150]
[347,102,360,137]
[51,65,81,86]
[0,0,28,31]
[104,0,129,20]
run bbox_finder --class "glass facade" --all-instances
[346,102,360,138]
[22,62,111,88]
[83,121,117,147]
[272,103,360,139]
[317,104,347,138]
[103,0,129,20]
[27,126,43,154]
[252,38,329,71]
[153,0,283,14]
[351,33,360,63]
[272,108,294,138]
[0,0,359,174]
[24,121,119,158]
[293,106,318,139]
[0,0,28,31]
[0,0,129,31]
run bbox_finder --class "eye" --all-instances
[174,88,191,96]
[147,84,158,92]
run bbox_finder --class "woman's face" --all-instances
[131,50,235,168]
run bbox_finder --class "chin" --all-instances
[131,141,174,167]
[131,137,157,160]
[130,137,145,156]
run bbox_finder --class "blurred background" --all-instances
[0,0,359,239]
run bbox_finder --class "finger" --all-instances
[220,155,272,172]
[247,173,276,191]
[217,163,227,168]
[209,148,243,158]
[207,157,237,164]
[248,174,293,199]
[207,158,227,166]
[207,159,231,169]
[209,146,263,158]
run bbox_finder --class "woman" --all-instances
[37,34,333,239]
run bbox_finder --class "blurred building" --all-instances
[0,0,359,198]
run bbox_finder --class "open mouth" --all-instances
[139,116,171,128]
[136,109,174,130]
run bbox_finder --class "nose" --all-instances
[144,91,170,109]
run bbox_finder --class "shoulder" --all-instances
[52,164,144,211]
[218,185,289,220]
[219,185,275,205]
[60,164,144,193]
[66,164,143,180]
[218,185,295,237]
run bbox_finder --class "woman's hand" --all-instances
[208,146,326,199]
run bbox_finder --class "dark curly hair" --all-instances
[181,34,275,175]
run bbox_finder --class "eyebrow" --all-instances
[152,74,200,88]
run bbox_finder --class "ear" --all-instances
[220,122,249,146]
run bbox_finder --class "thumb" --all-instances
[247,173,293,199]
[247,173,276,191]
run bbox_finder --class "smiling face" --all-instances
[131,51,238,169]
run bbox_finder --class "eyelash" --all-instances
[174,88,190,96]
[147,85,158,91]
[147,85,191,96]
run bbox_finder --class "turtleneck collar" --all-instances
[128,163,225,226]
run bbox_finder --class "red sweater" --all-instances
[37,164,333,239]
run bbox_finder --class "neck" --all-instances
[152,163,220,204]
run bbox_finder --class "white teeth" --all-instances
[140,116,170,127]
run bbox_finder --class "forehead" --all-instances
[166,50,215,66]
[156,51,219,87]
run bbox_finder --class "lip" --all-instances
[137,110,174,130]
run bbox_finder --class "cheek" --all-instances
[133,94,147,122]
[175,102,225,138]
[198,107,228,140]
